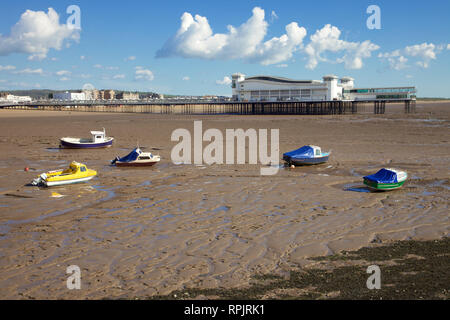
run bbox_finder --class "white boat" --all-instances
[111,148,161,167]
[60,128,114,148]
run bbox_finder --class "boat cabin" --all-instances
[68,161,87,172]
[90,130,106,143]
[138,155,152,160]
[309,145,323,157]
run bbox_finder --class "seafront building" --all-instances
[116,92,139,100]
[53,91,86,101]
[0,93,32,103]
[101,90,115,100]
[231,73,416,102]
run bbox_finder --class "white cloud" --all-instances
[106,66,119,70]
[134,66,154,81]
[447,44,450,50]
[0,65,16,71]
[404,43,438,68]
[276,64,288,68]
[304,24,379,70]
[125,56,136,61]
[80,74,91,79]
[13,68,44,75]
[379,42,443,69]
[93,64,103,69]
[156,7,307,65]
[182,76,190,81]
[55,70,71,76]
[216,76,232,85]
[59,77,70,81]
[80,55,86,60]
[0,8,80,60]
[377,50,408,70]
[112,74,125,79]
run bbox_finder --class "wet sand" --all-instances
[0,102,449,299]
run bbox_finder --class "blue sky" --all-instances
[0,0,449,97]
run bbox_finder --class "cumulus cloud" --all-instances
[80,55,86,60]
[112,74,125,79]
[134,66,154,81]
[0,65,16,71]
[404,43,438,68]
[377,50,408,70]
[0,8,80,60]
[447,44,450,50]
[182,76,190,81]
[304,24,379,70]
[125,56,136,61]
[156,7,307,65]
[379,42,443,69]
[216,76,232,85]
[59,77,70,81]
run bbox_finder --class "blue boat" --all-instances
[283,145,331,166]
[60,128,114,148]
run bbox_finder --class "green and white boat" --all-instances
[363,168,407,191]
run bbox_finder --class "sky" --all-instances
[0,0,449,97]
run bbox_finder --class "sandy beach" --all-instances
[0,102,448,299]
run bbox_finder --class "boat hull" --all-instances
[45,175,95,187]
[284,155,329,166]
[115,161,159,167]
[363,178,406,191]
[60,138,114,148]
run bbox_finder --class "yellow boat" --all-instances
[31,161,97,187]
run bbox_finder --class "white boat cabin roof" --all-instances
[91,131,105,136]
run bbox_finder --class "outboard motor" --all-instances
[111,156,119,165]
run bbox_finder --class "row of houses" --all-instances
[53,90,141,101]
[0,92,32,103]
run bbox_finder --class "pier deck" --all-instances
[0,99,415,115]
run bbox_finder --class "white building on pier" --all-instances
[231,73,415,102]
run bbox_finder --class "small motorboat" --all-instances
[363,168,407,191]
[283,145,331,166]
[31,161,97,187]
[111,147,160,167]
[60,128,114,148]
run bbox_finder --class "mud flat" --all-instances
[0,102,448,299]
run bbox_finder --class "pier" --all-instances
[0,99,415,115]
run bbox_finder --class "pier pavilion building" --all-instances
[231,73,416,102]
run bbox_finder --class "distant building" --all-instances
[54,91,86,100]
[101,90,115,100]
[0,93,32,102]
[231,73,416,102]
[116,92,139,100]
[83,89,100,100]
